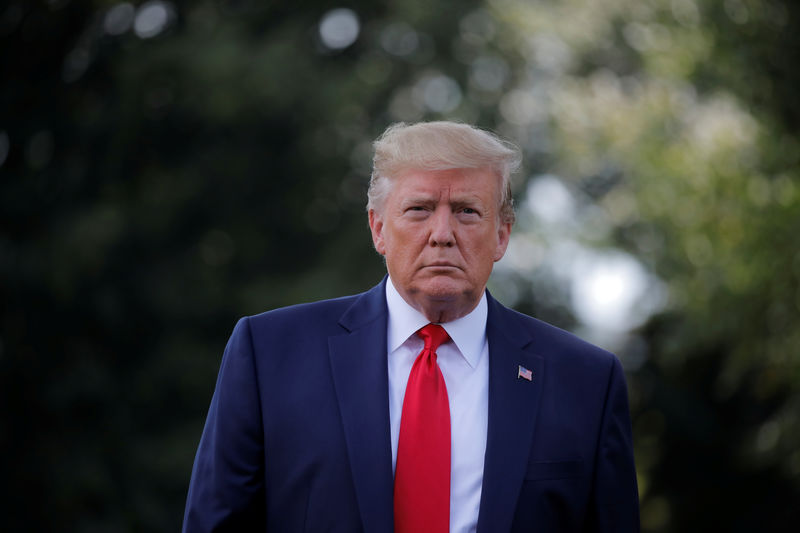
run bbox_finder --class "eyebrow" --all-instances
[399,195,488,211]
[399,196,437,206]
[449,194,484,205]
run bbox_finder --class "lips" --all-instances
[423,262,461,269]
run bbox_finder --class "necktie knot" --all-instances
[417,324,450,352]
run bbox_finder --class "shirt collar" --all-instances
[385,276,488,368]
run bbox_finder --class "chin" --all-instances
[416,278,471,302]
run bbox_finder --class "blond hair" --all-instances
[368,121,521,224]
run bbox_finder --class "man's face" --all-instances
[369,167,511,323]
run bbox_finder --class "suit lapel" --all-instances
[328,280,395,533]
[477,295,544,533]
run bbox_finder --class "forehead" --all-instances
[390,167,501,198]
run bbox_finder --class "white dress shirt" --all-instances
[386,277,489,533]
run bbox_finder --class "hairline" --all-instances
[367,122,519,225]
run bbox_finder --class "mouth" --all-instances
[422,262,461,270]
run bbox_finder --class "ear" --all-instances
[368,209,386,255]
[493,221,512,262]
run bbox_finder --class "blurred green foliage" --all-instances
[1,0,798,531]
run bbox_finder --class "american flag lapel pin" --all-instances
[517,365,533,381]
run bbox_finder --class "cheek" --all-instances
[382,229,408,259]
[388,223,420,247]
[467,236,502,266]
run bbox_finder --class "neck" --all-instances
[411,294,482,324]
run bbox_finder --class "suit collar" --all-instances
[477,292,544,533]
[329,278,395,533]
[337,277,389,332]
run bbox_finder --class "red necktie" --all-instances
[394,324,451,533]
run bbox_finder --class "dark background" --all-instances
[1,0,799,531]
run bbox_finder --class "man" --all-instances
[183,121,640,532]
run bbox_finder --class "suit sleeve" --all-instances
[183,317,266,532]
[588,356,640,532]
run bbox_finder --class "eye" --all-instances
[404,205,430,217]
[462,207,477,214]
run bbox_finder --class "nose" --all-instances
[428,207,455,247]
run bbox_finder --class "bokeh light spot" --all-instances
[503,235,544,272]
[470,55,509,92]
[459,9,496,45]
[671,0,700,27]
[526,175,575,224]
[104,3,135,35]
[414,74,462,113]
[531,33,572,73]
[319,8,360,50]
[756,420,781,452]
[571,250,662,332]
[499,89,547,125]
[724,0,749,24]
[62,48,90,83]
[134,1,174,39]
[380,22,419,56]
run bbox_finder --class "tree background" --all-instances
[1,0,798,530]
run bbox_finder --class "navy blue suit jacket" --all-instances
[183,279,639,532]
